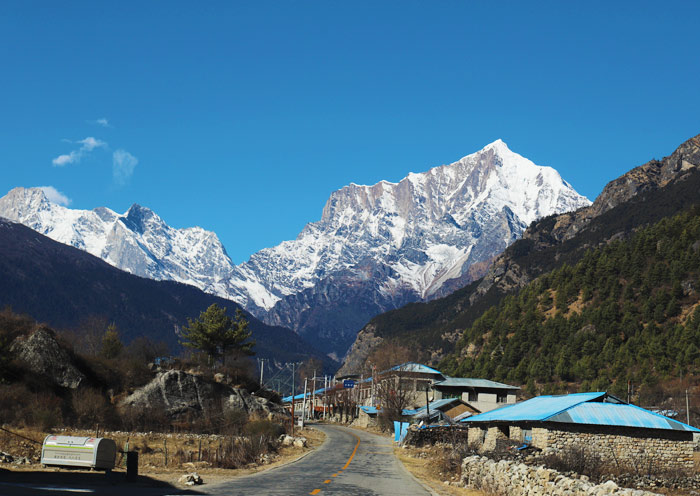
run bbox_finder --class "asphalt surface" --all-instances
[205,424,432,496]
[0,424,432,496]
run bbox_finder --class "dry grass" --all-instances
[0,426,325,487]
[395,444,488,496]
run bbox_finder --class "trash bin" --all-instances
[126,451,138,482]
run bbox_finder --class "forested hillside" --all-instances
[439,206,700,397]
[339,134,700,377]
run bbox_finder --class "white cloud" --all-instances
[112,149,138,185]
[52,136,107,166]
[86,117,111,127]
[78,137,106,151]
[52,153,77,166]
[38,186,72,206]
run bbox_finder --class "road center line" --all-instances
[309,489,321,495]
[342,431,361,470]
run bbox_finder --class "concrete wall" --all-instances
[460,391,517,413]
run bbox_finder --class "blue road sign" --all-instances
[343,380,355,389]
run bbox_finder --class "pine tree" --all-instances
[180,304,255,366]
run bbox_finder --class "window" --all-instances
[468,391,478,403]
[497,393,507,403]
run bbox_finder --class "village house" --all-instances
[432,377,519,413]
[284,362,520,426]
[462,391,700,472]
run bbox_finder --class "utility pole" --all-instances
[425,384,430,422]
[311,370,316,420]
[686,389,690,425]
[258,358,266,388]
[290,362,297,436]
[301,378,308,425]
[323,375,327,420]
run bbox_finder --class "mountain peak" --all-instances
[0,187,53,218]
[7,187,50,203]
[482,138,509,153]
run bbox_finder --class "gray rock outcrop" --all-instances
[119,370,286,419]
[10,326,85,389]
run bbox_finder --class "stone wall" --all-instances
[534,424,695,472]
[469,422,696,473]
[461,455,660,496]
[483,426,508,452]
[402,426,469,447]
[468,426,485,449]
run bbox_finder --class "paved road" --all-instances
[0,425,432,496]
[205,424,432,496]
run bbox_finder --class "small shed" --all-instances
[41,436,117,471]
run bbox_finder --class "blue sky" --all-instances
[1,2,699,263]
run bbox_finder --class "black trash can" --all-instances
[126,451,138,482]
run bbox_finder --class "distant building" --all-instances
[432,378,519,413]
[284,362,520,424]
[462,392,699,472]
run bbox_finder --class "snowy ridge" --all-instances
[241,139,590,309]
[0,188,238,300]
[0,140,590,354]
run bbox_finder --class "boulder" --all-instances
[120,370,286,419]
[10,326,85,389]
[178,472,203,486]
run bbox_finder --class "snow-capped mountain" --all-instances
[0,140,590,357]
[0,188,237,298]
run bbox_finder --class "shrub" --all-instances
[70,387,118,429]
[244,419,285,438]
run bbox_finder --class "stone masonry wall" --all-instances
[483,426,508,452]
[532,427,549,449]
[461,455,660,496]
[402,425,469,447]
[473,422,695,473]
[541,425,695,472]
[468,427,485,449]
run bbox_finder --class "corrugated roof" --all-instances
[463,392,700,433]
[553,402,700,432]
[385,362,444,376]
[463,392,608,422]
[281,387,330,403]
[433,378,520,390]
[404,398,462,416]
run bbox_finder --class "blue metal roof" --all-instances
[553,402,700,432]
[433,378,520,390]
[360,406,379,415]
[463,392,700,433]
[281,387,330,403]
[464,392,608,422]
[384,362,444,376]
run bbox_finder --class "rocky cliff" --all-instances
[119,370,286,420]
